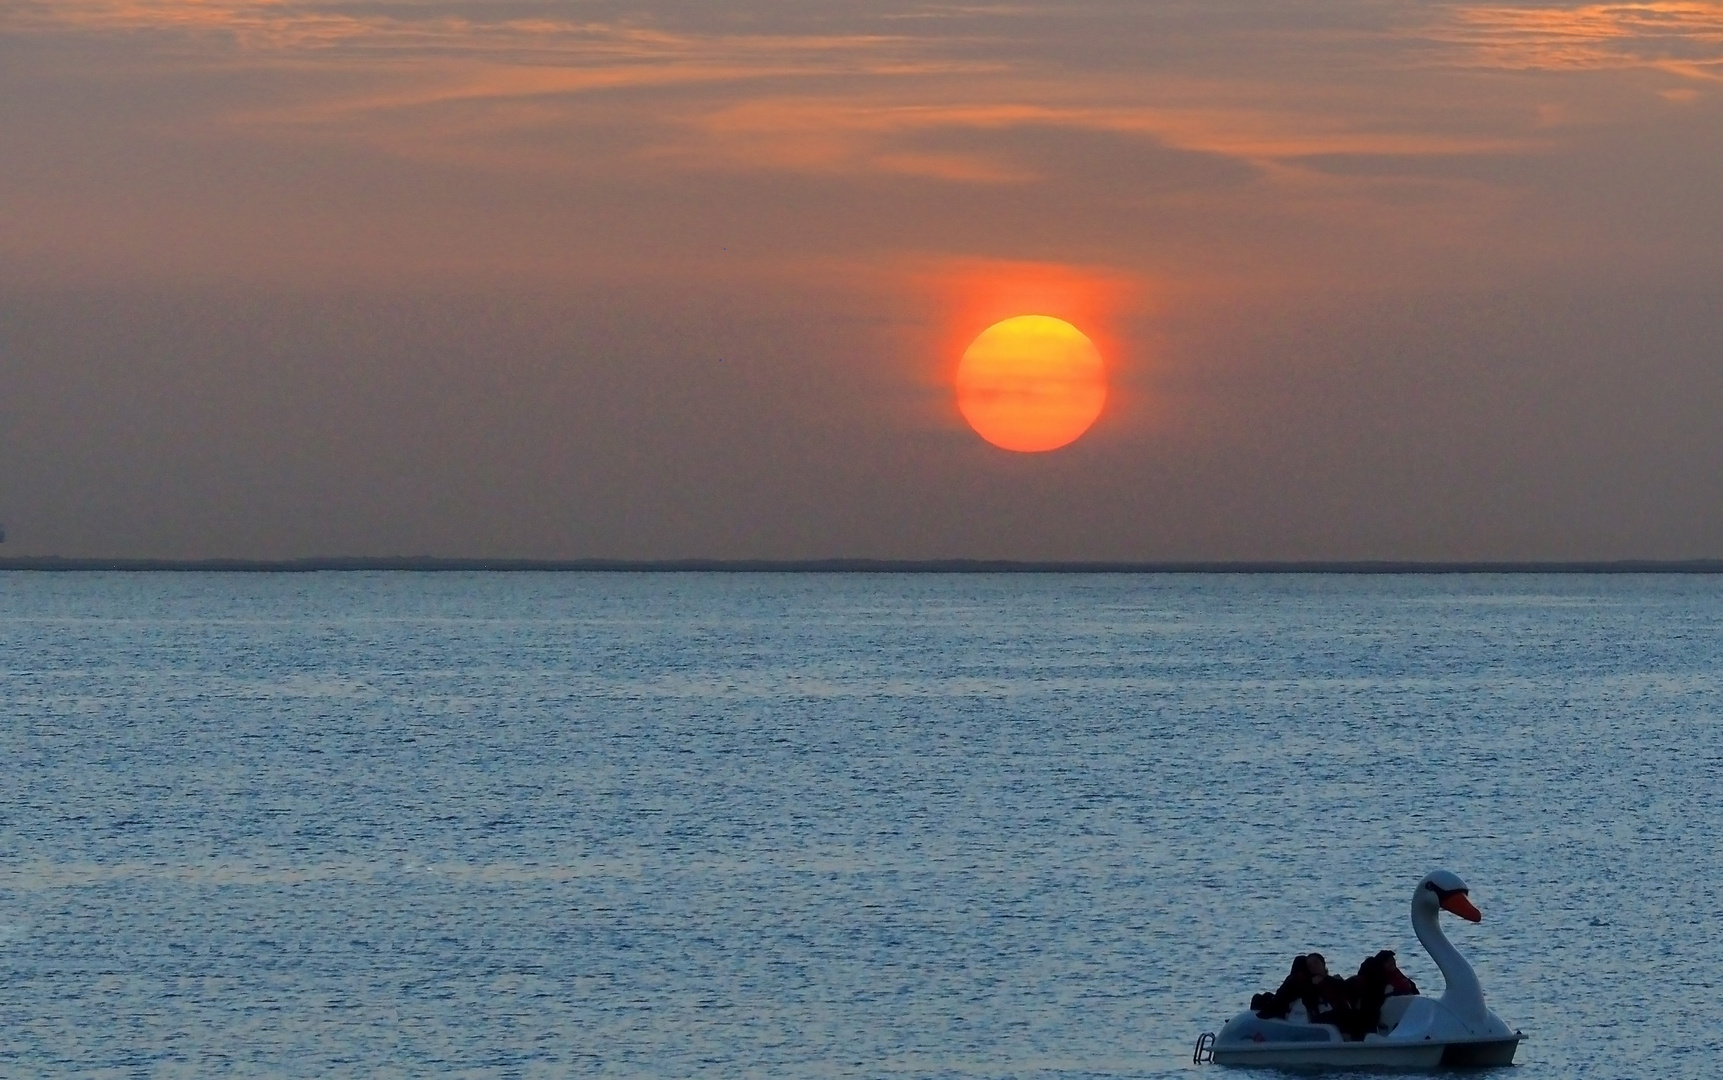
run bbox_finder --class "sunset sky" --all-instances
[2,1,1721,560]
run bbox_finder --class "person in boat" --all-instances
[1254,954,1311,1018]
[1258,954,1350,1023]
[1300,953,1361,1034]
[1345,953,1392,1035]
[1380,950,1419,996]
[1344,950,1421,1037]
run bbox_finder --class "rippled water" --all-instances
[1,572,1719,1078]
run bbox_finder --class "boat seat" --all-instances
[1225,1016,1343,1044]
[1378,994,1416,1031]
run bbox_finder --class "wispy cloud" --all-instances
[670,96,1532,185]
[1439,2,1723,80]
[0,0,1664,290]
[3,2,1542,174]
[2,1,924,66]
[7,0,490,51]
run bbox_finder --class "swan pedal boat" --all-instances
[1199,871,1524,1069]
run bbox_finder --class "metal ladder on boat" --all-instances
[1192,1031,1216,1064]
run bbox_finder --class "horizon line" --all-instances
[4,556,1723,574]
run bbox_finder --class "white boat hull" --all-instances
[1208,1009,1521,1069]
[1212,1036,1520,1069]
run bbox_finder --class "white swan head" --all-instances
[1406,870,1515,1038]
[1415,869,1482,924]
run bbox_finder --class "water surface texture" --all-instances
[1,573,1719,1078]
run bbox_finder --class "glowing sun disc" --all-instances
[956,315,1106,452]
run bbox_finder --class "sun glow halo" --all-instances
[956,315,1106,452]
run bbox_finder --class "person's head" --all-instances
[1357,954,1384,980]
[1288,954,1311,981]
[1306,953,1328,978]
[1376,950,1398,972]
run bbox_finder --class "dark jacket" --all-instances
[1346,953,1417,1033]
[1258,956,1311,1019]
[1386,969,1419,996]
[1345,955,1390,1028]
[1303,974,1350,1019]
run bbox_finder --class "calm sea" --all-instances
[1,572,1718,1078]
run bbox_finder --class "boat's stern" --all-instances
[1207,1010,1345,1064]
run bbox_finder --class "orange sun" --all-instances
[955,315,1106,452]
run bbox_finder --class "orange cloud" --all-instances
[1439,2,1723,81]
[2,1,924,68]
[0,0,1676,298]
[4,1,1548,174]
[667,96,1533,185]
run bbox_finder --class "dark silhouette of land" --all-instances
[2,557,1722,573]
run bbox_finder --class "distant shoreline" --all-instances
[4,557,1723,574]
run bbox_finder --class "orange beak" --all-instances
[1441,892,1482,923]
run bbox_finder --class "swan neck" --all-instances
[1413,899,1484,1017]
